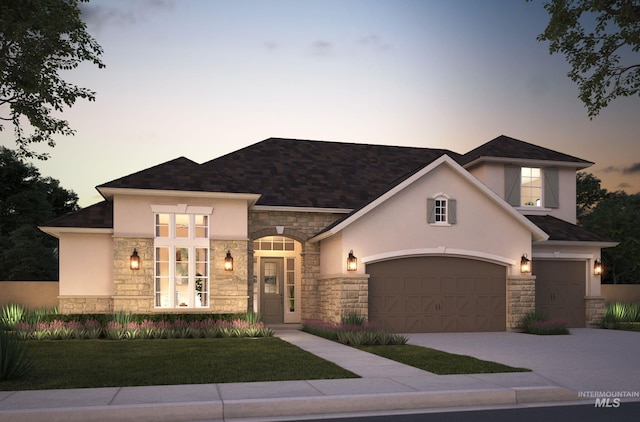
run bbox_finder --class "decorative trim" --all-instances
[362,247,516,266]
[151,204,214,214]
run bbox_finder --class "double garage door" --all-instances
[368,257,506,333]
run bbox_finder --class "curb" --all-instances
[0,386,578,422]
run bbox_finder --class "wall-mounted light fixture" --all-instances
[347,250,357,272]
[594,259,603,275]
[520,253,531,273]
[224,250,234,271]
[130,249,140,270]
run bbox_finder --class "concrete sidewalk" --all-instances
[0,329,583,421]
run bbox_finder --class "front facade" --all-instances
[40,135,616,331]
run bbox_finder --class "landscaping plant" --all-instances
[602,302,640,331]
[0,329,35,381]
[302,318,408,346]
[520,311,569,335]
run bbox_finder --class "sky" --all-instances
[2,0,639,207]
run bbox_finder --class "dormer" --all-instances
[460,136,593,224]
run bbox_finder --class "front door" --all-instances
[261,257,284,323]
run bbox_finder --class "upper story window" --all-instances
[505,166,559,209]
[155,214,209,239]
[427,194,457,225]
[521,167,541,207]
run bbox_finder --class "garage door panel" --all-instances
[533,260,585,327]
[368,257,506,333]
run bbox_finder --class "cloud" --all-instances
[623,162,640,174]
[358,34,391,51]
[309,40,333,56]
[80,0,174,31]
[597,165,622,173]
[618,182,632,188]
[264,41,279,51]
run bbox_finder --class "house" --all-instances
[39,135,617,332]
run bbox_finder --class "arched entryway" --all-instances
[251,235,303,323]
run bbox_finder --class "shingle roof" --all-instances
[96,157,253,195]
[201,138,460,208]
[460,135,593,167]
[40,201,113,229]
[526,215,616,243]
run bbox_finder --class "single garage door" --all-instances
[367,257,506,333]
[533,260,585,327]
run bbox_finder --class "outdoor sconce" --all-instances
[130,249,140,270]
[520,253,531,273]
[594,259,603,275]
[224,250,234,271]
[347,250,357,272]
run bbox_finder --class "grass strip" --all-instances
[0,337,358,391]
[358,345,530,375]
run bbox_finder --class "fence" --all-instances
[0,281,59,309]
[601,284,640,304]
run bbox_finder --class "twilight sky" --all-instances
[2,0,639,207]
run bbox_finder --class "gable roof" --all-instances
[526,215,617,245]
[460,135,593,169]
[310,155,549,243]
[202,138,461,208]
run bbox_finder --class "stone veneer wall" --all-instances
[585,296,605,327]
[113,237,154,313]
[108,237,248,314]
[248,210,345,321]
[59,296,113,314]
[316,275,369,323]
[506,275,535,330]
[210,239,248,314]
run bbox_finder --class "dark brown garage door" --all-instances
[533,260,585,327]
[367,257,506,333]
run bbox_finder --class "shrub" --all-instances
[1,304,25,330]
[521,311,569,335]
[0,329,35,381]
[602,302,640,330]
[341,312,366,326]
[303,318,408,346]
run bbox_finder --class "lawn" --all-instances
[0,337,358,391]
[359,345,530,375]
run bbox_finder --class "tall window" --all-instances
[521,167,542,207]
[154,213,209,308]
[434,198,447,223]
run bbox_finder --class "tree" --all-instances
[576,171,607,222]
[0,147,78,280]
[0,0,104,160]
[530,0,640,117]
[581,191,640,283]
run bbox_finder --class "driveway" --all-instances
[407,328,640,394]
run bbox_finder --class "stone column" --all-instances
[506,275,536,330]
[585,296,605,327]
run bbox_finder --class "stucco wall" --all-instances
[113,194,249,239]
[468,163,579,224]
[324,163,530,276]
[59,232,114,296]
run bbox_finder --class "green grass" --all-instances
[0,338,358,391]
[358,345,530,375]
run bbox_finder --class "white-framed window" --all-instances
[154,212,210,309]
[521,167,542,207]
[427,194,456,225]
